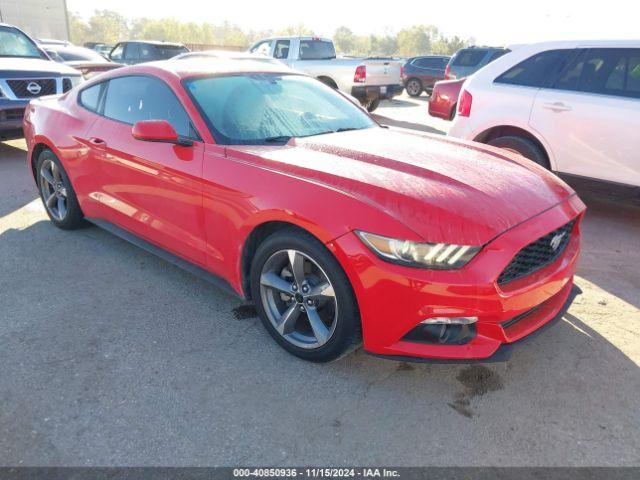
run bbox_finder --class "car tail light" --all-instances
[354,65,366,83]
[400,65,405,79]
[458,89,473,117]
[444,64,451,80]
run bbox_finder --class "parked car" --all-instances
[249,36,403,112]
[449,40,640,188]
[41,44,123,79]
[172,50,281,65]
[402,55,450,97]
[428,78,465,120]
[429,48,512,121]
[0,23,82,140]
[108,41,189,64]
[24,58,585,362]
[84,42,114,57]
[445,46,510,80]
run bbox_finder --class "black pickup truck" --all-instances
[0,23,82,140]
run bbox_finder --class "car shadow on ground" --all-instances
[0,140,36,218]
[373,114,445,135]
[1,216,638,464]
[570,184,640,310]
[382,96,429,108]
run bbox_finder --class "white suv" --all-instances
[449,40,640,188]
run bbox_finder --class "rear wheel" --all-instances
[36,149,84,229]
[365,97,380,112]
[449,104,457,121]
[406,79,422,97]
[487,135,548,168]
[250,228,360,362]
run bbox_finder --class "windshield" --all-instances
[55,47,107,62]
[0,26,46,59]
[185,74,376,145]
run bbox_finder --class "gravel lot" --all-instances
[1,93,639,466]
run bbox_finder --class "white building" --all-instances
[0,0,69,41]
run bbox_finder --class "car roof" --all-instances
[118,40,186,46]
[520,39,640,49]
[97,58,297,81]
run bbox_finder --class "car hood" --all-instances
[229,128,575,245]
[0,57,80,77]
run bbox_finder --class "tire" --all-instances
[250,228,361,362]
[365,97,380,112]
[36,148,84,230]
[449,104,457,121]
[487,135,548,168]
[406,78,422,97]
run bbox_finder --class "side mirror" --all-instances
[132,120,192,146]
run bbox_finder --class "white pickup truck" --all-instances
[248,36,404,112]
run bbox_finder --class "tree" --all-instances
[87,10,130,44]
[333,26,356,54]
[396,25,439,57]
[68,11,91,45]
[277,23,315,37]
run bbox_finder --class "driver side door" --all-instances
[83,75,206,266]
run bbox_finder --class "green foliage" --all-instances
[69,10,472,55]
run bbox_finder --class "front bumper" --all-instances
[0,99,28,140]
[351,84,404,102]
[329,195,586,361]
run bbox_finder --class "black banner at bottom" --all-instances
[0,468,638,480]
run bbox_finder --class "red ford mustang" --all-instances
[23,59,585,363]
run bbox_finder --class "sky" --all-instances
[67,0,640,46]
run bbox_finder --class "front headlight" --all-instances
[356,231,481,269]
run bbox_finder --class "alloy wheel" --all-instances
[259,249,338,349]
[39,159,68,221]
[407,80,421,96]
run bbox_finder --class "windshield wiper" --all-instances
[263,135,292,144]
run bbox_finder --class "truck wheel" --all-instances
[406,79,422,97]
[365,98,380,112]
[487,136,549,168]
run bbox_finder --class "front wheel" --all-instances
[250,228,361,362]
[36,149,84,230]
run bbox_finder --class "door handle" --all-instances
[543,102,572,112]
[89,137,107,147]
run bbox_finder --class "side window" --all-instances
[124,43,140,62]
[414,58,437,68]
[273,40,290,60]
[452,50,487,67]
[78,82,104,112]
[110,43,124,61]
[103,76,194,138]
[554,52,585,91]
[250,40,272,56]
[626,53,640,97]
[576,48,640,99]
[495,49,570,88]
[139,44,155,61]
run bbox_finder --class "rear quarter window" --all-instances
[78,83,105,112]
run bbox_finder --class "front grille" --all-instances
[498,219,576,285]
[6,79,57,98]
